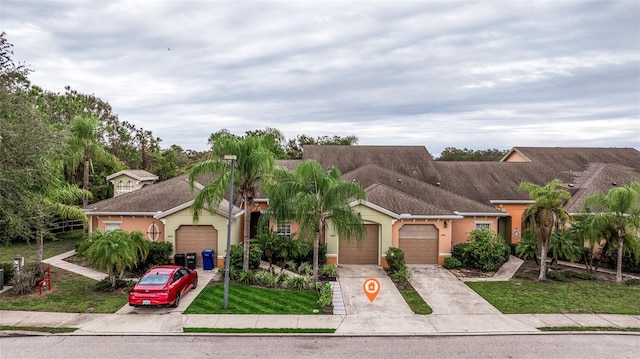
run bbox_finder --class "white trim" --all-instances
[154,199,244,220]
[454,211,509,217]
[106,170,158,182]
[399,214,463,220]
[349,200,462,220]
[85,211,158,216]
[489,200,536,204]
[349,200,400,218]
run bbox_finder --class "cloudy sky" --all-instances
[2,1,639,155]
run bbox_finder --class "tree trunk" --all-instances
[83,148,90,207]
[242,192,251,271]
[313,221,322,284]
[616,233,624,283]
[538,241,548,281]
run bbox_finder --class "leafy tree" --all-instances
[285,134,359,159]
[436,147,508,161]
[251,228,284,273]
[189,134,276,270]
[518,179,571,280]
[78,230,149,288]
[65,115,122,206]
[583,182,640,282]
[266,160,366,282]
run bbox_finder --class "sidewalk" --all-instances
[1,252,640,336]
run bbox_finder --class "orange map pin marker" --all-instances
[363,278,381,303]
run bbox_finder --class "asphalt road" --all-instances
[1,334,639,358]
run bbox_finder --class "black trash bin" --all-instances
[186,252,197,269]
[174,253,186,267]
[202,250,214,270]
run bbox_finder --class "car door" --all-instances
[175,268,190,294]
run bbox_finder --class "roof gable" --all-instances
[106,170,159,182]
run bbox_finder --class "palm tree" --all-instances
[583,182,640,283]
[189,134,276,270]
[79,229,149,288]
[66,115,121,206]
[266,160,366,282]
[518,179,571,281]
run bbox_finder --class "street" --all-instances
[1,334,638,358]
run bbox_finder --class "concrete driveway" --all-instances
[408,265,500,315]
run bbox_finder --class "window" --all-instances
[116,180,134,193]
[104,222,121,231]
[125,181,133,191]
[117,181,125,192]
[475,222,491,231]
[276,222,291,237]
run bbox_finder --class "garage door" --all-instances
[339,224,379,264]
[175,225,218,268]
[399,224,438,264]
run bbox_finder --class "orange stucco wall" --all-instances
[502,151,529,162]
[492,203,529,244]
[391,219,451,265]
[90,215,165,242]
[451,217,498,246]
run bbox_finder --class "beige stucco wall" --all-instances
[109,174,155,197]
[162,207,242,266]
[502,151,529,163]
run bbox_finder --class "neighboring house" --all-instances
[85,146,640,268]
[106,170,159,196]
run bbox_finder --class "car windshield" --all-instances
[138,273,170,285]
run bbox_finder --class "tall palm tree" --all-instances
[583,182,640,283]
[66,115,121,206]
[189,134,276,270]
[518,179,571,281]
[266,160,366,282]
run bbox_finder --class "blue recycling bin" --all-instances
[202,250,214,270]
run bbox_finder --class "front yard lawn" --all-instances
[0,267,128,313]
[0,231,83,263]
[467,280,640,314]
[185,284,321,314]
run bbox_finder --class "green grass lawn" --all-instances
[467,280,640,314]
[399,290,432,315]
[185,284,322,314]
[0,231,83,263]
[0,326,77,333]
[0,267,128,313]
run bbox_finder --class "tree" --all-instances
[583,182,640,283]
[78,230,149,288]
[65,115,122,206]
[189,134,276,270]
[518,179,571,280]
[266,160,366,282]
[436,147,508,161]
[285,134,359,159]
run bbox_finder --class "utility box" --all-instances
[202,250,214,270]
[174,253,186,267]
[186,253,197,269]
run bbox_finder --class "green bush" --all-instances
[385,247,407,273]
[0,262,16,284]
[283,275,311,290]
[315,281,332,307]
[515,229,538,263]
[603,251,640,274]
[228,243,261,270]
[392,268,412,283]
[95,277,135,292]
[451,230,510,271]
[298,262,313,276]
[237,270,256,285]
[131,242,173,275]
[254,270,278,287]
[443,257,462,269]
[319,264,339,277]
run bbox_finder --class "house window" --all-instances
[116,180,134,193]
[125,181,133,191]
[147,222,161,242]
[475,222,491,231]
[276,222,291,237]
[104,222,121,231]
[117,181,125,192]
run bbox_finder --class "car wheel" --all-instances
[192,275,198,289]
[171,293,180,308]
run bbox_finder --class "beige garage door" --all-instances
[175,225,218,267]
[399,224,439,264]
[339,224,379,264]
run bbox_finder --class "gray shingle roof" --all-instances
[364,183,454,216]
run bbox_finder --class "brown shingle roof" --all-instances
[343,164,500,214]
[364,183,454,216]
[565,163,640,213]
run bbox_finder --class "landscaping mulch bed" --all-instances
[448,267,495,278]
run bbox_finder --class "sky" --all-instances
[2,0,639,155]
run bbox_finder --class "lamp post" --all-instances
[223,155,236,309]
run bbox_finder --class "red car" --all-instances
[129,265,198,308]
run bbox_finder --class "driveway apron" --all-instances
[408,265,500,315]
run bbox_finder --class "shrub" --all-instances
[237,270,256,285]
[0,262,16,284]
[319,264,339,277]
[315,281,332,307]
[274,272,289,284]
[451,230,510,271]
[515,229,538,263]
[228,243,261,270]
[298,262,313,276]
[95,277,135,292]
[385,247,407,273]
[285,260,297,272]
[10,263,42,295]
[139,242,172,270]
[625,278,640,286]
[283,275,311,290]
[443,257,462,269]
[217,267,238,281]
[254,270,278,288]
[392,268,412,283]
[603,251,640,274]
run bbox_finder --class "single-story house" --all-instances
[83,146,640,268]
